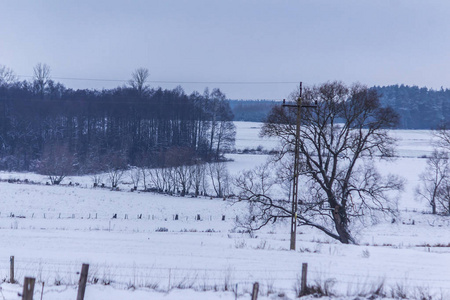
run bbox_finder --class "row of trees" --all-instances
[0,64,236,175]
[127,161,231,198]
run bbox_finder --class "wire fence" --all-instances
[0,211,242,223]
[1,257,450,300]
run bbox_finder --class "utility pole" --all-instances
[283,82,316,250]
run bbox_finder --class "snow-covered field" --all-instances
[0,122,447,300]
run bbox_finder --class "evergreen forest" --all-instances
[230,85,450,129]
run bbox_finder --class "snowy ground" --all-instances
[0,122,447,300]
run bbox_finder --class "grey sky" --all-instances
[1,0,449,99]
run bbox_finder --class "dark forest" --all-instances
[0,66,235,176]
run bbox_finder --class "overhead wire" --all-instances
[15,75,298,85]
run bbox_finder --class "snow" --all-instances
[0,122,448,299]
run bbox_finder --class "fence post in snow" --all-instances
[251,282,259,300]
[22,277,35,300]
[40,282,45,300]
[9,256,14,283]
[76,264,89,300]
[168,269,171,291]
[301,263,308,296]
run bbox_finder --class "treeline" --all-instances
[229,86,450,129]
[0,65,235,176]
[228,100,278,122]
[374,85,450,129]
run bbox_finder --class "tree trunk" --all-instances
[332,206,356,244]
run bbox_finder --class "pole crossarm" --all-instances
[281,82,316,251]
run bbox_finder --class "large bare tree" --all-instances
[236,82,403,244]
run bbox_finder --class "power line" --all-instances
[16,75,298,85]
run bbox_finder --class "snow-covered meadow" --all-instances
[0,122,448,300]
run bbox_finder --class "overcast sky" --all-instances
[1,0,450,99]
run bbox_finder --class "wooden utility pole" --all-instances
[283,82,316,251]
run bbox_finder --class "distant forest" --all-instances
[374,85,450,129]
[228,100,279,122]
[229,85,450,129]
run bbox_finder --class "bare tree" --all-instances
[90,173,104,188]
[0,65,17,86]
[129,68,150,97]
[192,160,207,196]
[435,125,450,152]
[33,63,51,99]
[129,167,141,190]
[237,82,403,244]
[208,161,230,198]
[148,167,178,194]
[140,167,149,191]
[164,167,178,193]
[104,152,127,189]
[175,164,193,196]
[416,150,450,214]
[214,120,236,160]
[235,162,291,229]
[38,144,76,185]
[207,88,235,160]
[437,183,450,215]
[148,168,165,192]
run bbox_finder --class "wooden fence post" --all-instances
[40,282,44,300]
[77,264,89,300]
[251,282,259,300]
[10,255,14,283]
[301,262,308,296]
[22,277,35,300]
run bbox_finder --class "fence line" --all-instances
[0,261,449,284]
[0,212,238,222]
[1,257,450,297]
